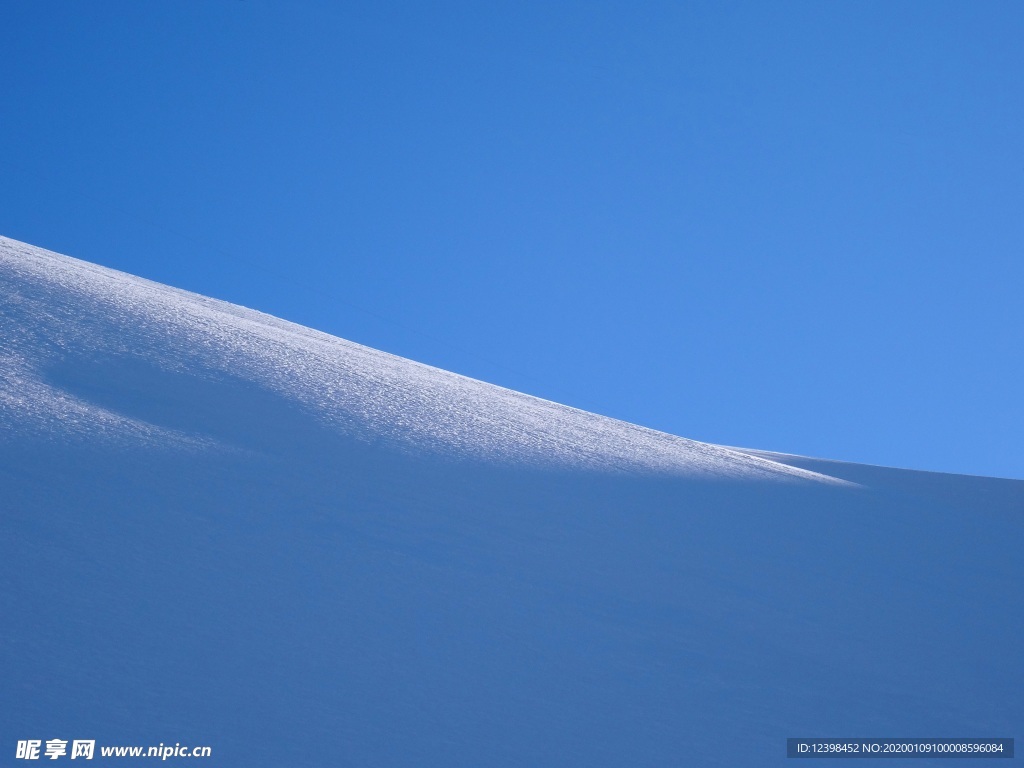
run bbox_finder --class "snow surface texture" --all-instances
[1,235,1020,766]
[0,236,842,483]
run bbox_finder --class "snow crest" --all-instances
[0,235,842,483]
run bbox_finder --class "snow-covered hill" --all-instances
[0,236,842,483]
[1,235,1020,766]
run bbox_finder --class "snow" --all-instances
[1,235,1020,766]
[0,236,851,483]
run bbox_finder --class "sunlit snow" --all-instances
[1,235,1019,767]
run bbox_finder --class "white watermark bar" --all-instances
[15,740,212,760]
[787,738,1014,758]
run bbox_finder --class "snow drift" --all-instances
[1,235,1020,766]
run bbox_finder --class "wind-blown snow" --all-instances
[1,235,1020,767]
[0,236,840,483]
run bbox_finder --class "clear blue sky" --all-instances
[2,1,1021,479]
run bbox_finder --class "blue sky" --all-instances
[2,1,1021,479]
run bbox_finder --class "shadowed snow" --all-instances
[1,236,1019,767]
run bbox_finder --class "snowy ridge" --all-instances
[0,235,842,483]
[3,234,1021,767]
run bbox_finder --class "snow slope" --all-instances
[1,235,1020,766]
[0,237,842,483]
